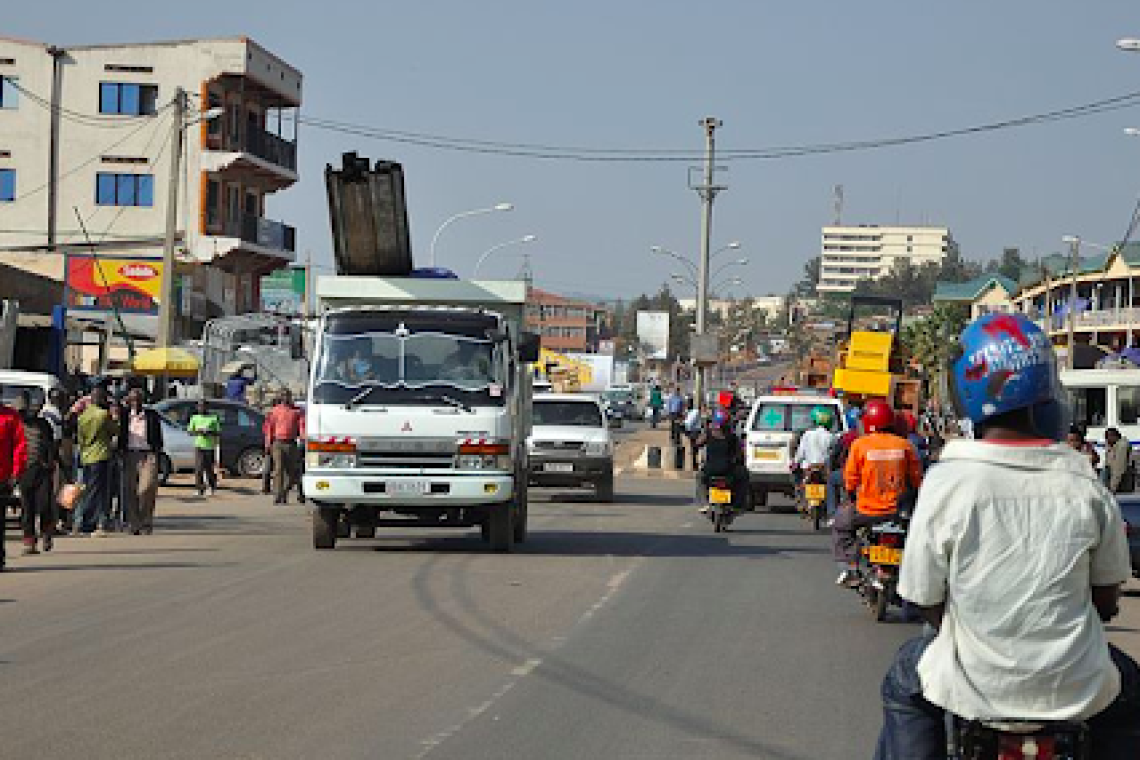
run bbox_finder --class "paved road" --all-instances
[3,476,1133,759]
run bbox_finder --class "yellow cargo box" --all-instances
[845,332,894,373]
[833,367,893,397]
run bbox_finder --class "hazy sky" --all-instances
[8,1,1140,299]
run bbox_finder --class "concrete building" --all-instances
[816,225,955,294]
[678,295,785,322]
[525,287,609,353]
[0,36,300,348]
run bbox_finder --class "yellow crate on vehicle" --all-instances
[833,367,893,397]
[844,332,894,372]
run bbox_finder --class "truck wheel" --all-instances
[596,473,615,503]
[487,502,514,553]
[512,492,528,544]
[313,506,338,550]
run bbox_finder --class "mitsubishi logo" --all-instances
[401,421,413,433]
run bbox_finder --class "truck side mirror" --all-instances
[519,332,541,363]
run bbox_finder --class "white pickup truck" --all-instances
[302,276,539,551]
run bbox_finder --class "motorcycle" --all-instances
[799,465,827,532]
[706,475,737,533]
[856,519,908,621]
[948,716,1090,759]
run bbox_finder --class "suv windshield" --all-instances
[313,313,505,406]
[533,400,603,427]
[0,384,47,407]
[752,402,834,433]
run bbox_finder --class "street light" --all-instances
[711,257,748,281]
[429,202,513,267]
[1061,235,1083,370]
[472,234,537,278]
[1118,39,1140,52]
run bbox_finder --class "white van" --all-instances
[1061,368,1140,451]
[744,393,848,507]
[0,370,62,408]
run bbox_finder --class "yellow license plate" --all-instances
[805,484,826,501]
[869,546,902,565]
[752,449,780,461]
[709,487,733,504]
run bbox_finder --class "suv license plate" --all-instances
[544,462,574,473]
[387,480,430,496]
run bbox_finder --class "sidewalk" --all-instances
[614,424,695,480]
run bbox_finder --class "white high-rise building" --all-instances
[0,36,301,341]
[816,225,955,294]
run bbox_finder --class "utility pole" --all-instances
[692,116,724,405]
[302,250,312,319]
[157,87,186,349]
[1066,236,1081,370]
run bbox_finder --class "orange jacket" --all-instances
[843,432,922,516]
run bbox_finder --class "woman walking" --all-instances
[118,388,164,535]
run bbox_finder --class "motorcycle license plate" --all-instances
[869,546,902,565]
[709,487,733,504]
[804,484,826,501]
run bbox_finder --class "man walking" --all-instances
[186,400,221,497]
[16,392,59,554]
[75,386,116,537]
[666,386,685,444]
[0,395,28,570]
[118,388,164,534]
[263,390,304,504]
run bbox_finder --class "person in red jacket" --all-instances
[0,399,28,571]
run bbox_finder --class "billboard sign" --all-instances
[636,311,669,360]
[65,254,163,315]
[261,268,307,314]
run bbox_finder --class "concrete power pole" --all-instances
[1066,236,1081,370]
[157,87,186,349]
[692,116,724,405]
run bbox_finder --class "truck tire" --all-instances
[313,506,338,550]
[487,502,514,553]
[596,472,615,503]
[512,491,528,544]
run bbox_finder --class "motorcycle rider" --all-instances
[875,313,1140,758]
[695,408,747,513]
[833,398,922,587]
[794,405,837,505]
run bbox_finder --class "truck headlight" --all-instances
[584,441,611,457]
[306,437,357,469]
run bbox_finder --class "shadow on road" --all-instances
[4,561,234,573]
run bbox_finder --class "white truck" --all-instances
[302,276,539,551]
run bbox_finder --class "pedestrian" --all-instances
[14,391,60,554]
[263,390,305,504]
[684,403,707,469]
[75,386,116,537]
[666,386,685,443]
[118,388,164,534]
[1103,427,1134,494]
[0,395,28,570]
[186,399,221,497]
[1066,424,1101,472]
[225,371,250,403]
[648,384,664,429]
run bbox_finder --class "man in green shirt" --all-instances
[186,400,221,497]
[76,387,116,536]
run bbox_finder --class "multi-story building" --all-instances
[0,36,300,347]
[816,225,954,294]
[525,287,609,353]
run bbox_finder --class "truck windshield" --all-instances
[314,330,504,406]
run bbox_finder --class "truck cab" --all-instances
[303,277,537,551]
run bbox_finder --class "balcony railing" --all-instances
[246,130,297,172]
[211,213,296,254]
[1036,307,1140,332]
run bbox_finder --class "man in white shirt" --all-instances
[793,405,836,471]
[875,313,1140,758]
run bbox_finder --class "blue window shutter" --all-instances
[96,173,117,205]
[137,175,154,207]
[117,174,136,206]
[0,169,15,201]
[99,83,119,114]
[120,84,140,115]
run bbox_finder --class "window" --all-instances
[0,169,14,201]
[99,82,158,115]
[96,172,154,207]
[1119,387,1140,425]
[1068,387,1108,429]
[0,76,17,109]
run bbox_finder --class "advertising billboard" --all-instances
[636,311,670,360]
[65,254,163,315]
[261,267,307,314]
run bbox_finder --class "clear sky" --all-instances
[8,1,1140,299]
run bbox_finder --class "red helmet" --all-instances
[862,399,894,433]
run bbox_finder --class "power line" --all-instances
[299,88,1140,163]
[10,79,158,129]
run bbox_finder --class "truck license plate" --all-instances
[387,480,430,496]
[544,462,574,473]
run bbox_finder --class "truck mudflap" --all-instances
[303,472,514,505]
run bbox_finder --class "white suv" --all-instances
[744,394,847,508]
[527,393,615,501]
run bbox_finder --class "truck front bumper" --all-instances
[303,471,514,506]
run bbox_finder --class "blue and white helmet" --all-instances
[949,313,1069,440]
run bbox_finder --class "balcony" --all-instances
[201,129,299,189]
[245,130,297,173]
[200,213,296,271]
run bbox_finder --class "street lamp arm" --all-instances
[473,235,537,278]
[652,246,699,279]
[430,203,512,267]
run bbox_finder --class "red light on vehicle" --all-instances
[878,533,902,548]
[997,734,1056,759]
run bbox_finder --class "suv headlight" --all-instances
[584,440,611,457]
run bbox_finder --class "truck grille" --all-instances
[357,452,455,469]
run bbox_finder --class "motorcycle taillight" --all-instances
[997,734,1055,760]
[878,533,902,548]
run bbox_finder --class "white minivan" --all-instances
[0,370,62,407]
[1062,368,1140,451]
[744,393,848,508]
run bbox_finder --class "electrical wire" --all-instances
[10,79,160,129]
